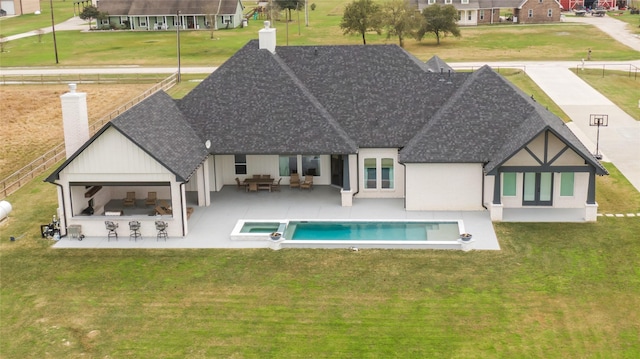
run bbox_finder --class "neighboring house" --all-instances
[415,0,562,25]
[0,0,39,16]
[559,0,620,10]
[97,0,244,30]
[46,23,606,239]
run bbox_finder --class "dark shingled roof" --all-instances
[399,66,606,174]
[110,91,209,181]
[50,40,605,183]
[425,55,455,73]
[99,0,241,16]
[178,40,358,155]
[275,44,466,148]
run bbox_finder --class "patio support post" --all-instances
[587,167,596,204]
[492,171,501,204]
[342,155,350,191]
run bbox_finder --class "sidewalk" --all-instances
[1,16,87,42]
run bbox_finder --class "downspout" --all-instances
[212,155,217,191]
[400,162,407,209]
[352,152,360,197]
[481,166,488,210]
[180,182,186,236]
[52,182,68,237]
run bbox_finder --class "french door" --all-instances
[523,172,553,206]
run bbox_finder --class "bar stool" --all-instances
[105,221,118,241]
[155,220,168,241]
[129,220,141,241]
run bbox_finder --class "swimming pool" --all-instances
[230,219,468,250]
[286,221,460,241]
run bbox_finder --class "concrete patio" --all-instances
[54,186,501,250]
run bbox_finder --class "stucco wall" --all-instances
[216,154,332,188]
[356,148,404,199]
[405,163,484,211]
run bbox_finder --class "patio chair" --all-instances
[290,173,300,189]
[235,178,247,192]
[129,220,141,241]
[123,191,136,207]
[155,220,168,241]
[261,174,271,179]
[145,191,157,206]
[105,221,118,241]
[248,182,258,192]
[271,178,282,192]
[300,175,314,190]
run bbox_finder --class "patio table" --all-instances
[243,177,274,192]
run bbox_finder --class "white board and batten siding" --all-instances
[56,127,186,237]
[405,163,484,211]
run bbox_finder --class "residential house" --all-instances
[1,0,39,16]
[97,0,244,30]
[46,22,606,239]
[415,0,562,25]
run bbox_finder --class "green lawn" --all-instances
[0,0,78,37]
[2,3,640,356]
[1,163,639,357]
[576,69,640,120]
[1,1,639,67]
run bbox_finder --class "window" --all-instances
[140,19,147,27]
[503,173,516,196]
[560,173,574,196]
[479,10,484,20]
[428,0,435,4]
[364,159,377,189]
[468,12,472,21]
[457,11,462,20]
[461,0,469,3]
[445,0,452,4]
[279,156,297,176]
[101,19,110,25]
[528,9,533,18]
[234,154,247,175]
[302,156,321,176]
[381,158,394,189]
[547,9,553,17]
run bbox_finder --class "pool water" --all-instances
[240,222,280,233]
[287,221,460,241]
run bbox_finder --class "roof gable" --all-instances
[110,91,209,181]
[179,41,357,155]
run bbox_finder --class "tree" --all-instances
[417,4,461,45]
[79,5,100,30]
[340,0,382,45]
[276,0,305,22]
[381,0,420,48]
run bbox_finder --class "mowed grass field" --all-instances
[1,0,639,67]
[1,2,639,357]
[0,162,639,358]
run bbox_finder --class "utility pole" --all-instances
[49,0,59,64]
[176,10,181,83]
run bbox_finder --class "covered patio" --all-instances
[54,186,501,250]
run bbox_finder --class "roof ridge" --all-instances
[270,51,357,151]
[400,68,482,159]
